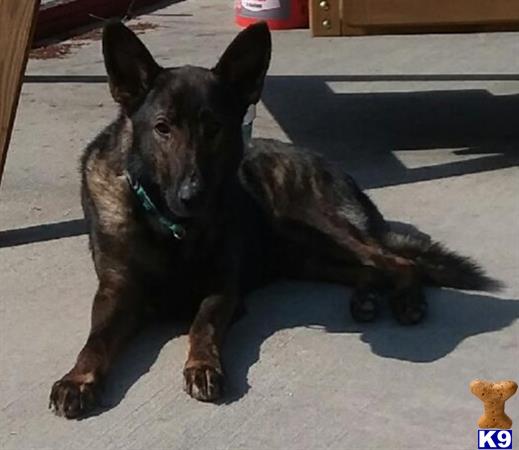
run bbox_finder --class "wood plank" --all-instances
[0,0,40,186]
[343,0,519,28]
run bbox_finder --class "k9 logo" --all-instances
[478,430,512,449]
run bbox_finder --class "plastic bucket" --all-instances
[235,0,308,29]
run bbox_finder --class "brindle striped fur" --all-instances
[49,22,499,419]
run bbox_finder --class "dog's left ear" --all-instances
[102,21,162,112]
[213,22,271,107]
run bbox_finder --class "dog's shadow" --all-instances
[222,282,519,403]
[83,282,518,415]
[82,321,188,418]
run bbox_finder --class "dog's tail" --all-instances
[382,232,503,292]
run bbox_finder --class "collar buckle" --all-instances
[170,224,186,240]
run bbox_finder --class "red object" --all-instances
[235,0,308,29]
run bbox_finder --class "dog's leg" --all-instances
[243,153,426,323]
[280,211,426,325]
[338,239,426,325]
[49,272,142,418]
[303,255,426,324]
[314,214,427,325]
[294,256,387,322]
[183,294,238,402]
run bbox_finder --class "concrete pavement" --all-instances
[1,1,518,449]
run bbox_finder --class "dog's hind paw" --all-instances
[390,286,428,325]
[350,288,382,322]
[49,376,98,419]
[183,363,223,402]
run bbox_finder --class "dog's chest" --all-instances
[135,228,231,301]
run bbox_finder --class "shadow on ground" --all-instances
[222,282,519,403]
[0,219,86,247]
[262,75,519,188]
[67,281,518,414]
[78,321,187,419]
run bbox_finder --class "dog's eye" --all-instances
[154,121,171,136]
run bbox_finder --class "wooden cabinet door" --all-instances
[343,0,519,27]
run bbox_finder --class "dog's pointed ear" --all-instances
[213,22,271,107]
[102,21,161,112]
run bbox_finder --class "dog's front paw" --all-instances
[49,376,98,419]
[183,362,223,402]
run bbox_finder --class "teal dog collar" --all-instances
[125,172,186,240]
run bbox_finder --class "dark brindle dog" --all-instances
[49,22,500,418]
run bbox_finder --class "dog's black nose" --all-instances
[178,175,201,205]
